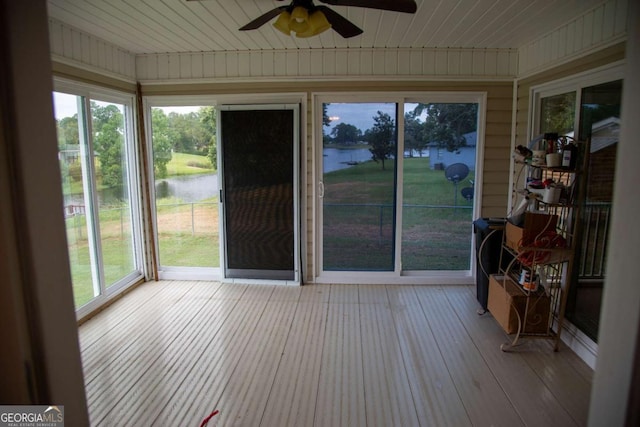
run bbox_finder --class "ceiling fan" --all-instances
[238,0,418,38]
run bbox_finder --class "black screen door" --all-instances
[219,105,298,281]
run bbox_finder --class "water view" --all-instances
[155,173,218,202]
[323,147,373,173]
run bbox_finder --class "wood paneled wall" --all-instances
[49,18,136,83]
[135,48,517,83]
[518,0,627,77]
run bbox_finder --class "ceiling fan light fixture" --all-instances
[273,11,292,35]
[296,10,331,37]
[288,6,310,33]
[242,0,416,39]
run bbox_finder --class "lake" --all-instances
[323,147,373,173]
[322,147,428,173]
[155,173,219,202]
[65,146,425,207]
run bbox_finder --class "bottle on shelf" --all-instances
[561,140,578,169]
[544,133,562,168]
[544,133,559,154]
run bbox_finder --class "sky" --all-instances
[52,93,423,131]
[323,102,421,133]
[52,92,79,120]
[52,91,202,120]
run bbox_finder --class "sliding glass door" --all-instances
[219,105,299,281]
[535,76,623,342]
[145,99,300,283]
[148,104,219,278]
[402,102,478,271]
[321,102,397,271]
[318,95,482,279]
[54,85,143,312]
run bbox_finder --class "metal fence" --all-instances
[578,202,612,280]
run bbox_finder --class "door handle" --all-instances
[318,181,325,198]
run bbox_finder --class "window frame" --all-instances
[54,78,145,318]
[313,91,487,285]
[527,61,625,358]
[529,62,626,139]
[143,93,307,282]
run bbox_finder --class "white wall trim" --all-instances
[51,54,137,84]
[561,321,599,369]
[136,74,517,86]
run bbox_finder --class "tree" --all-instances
[56,116,81,185]
[322,104,336,145]
[150,108,173,178]
[415,103,477,153]
[167,112,194,153]
[199,106,217,169]
[366,111,395,170]
[540,94,575,135]
[330,122,362,145]
[166,111,210,155]
[404,111,427,157]
[57,116,79,148]
[91,102,125,188]
[322,103,332,127]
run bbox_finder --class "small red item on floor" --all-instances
[199,409,219,427]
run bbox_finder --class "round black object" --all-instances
[444,163,469,183]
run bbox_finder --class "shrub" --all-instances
[68,162,83,182]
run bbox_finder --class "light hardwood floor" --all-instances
[78,281,593,426]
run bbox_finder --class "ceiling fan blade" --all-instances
[239,7,287,31]
[317,6,363,38]
[320,0,417,14]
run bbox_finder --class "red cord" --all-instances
[199,410,219,427]
[517,231,567,266]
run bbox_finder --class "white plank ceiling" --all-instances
[47,0,606,55]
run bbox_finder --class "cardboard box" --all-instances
[488,274,551,335]
[505,212,558,251]
[505,221,523,252]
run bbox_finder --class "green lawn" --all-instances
[323,157,474,271]
[66,198,220,308]
[66,233,137,307]
[158,233,219,267]
[66,156,475,307]
[164,152,214,176]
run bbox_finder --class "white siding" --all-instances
[518,0,628,77]
[49,18,136,82]
[135,48,517,83]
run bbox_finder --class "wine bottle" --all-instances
[561,142,577,169]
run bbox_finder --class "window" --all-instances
[145,94,304,283]
[531,65,624,343]
[317,94,484,283]
[402,102,479,271]
[321,102,398,271]
[147,104,220,278]
[54,82,143,314]
[539,92,576,136]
